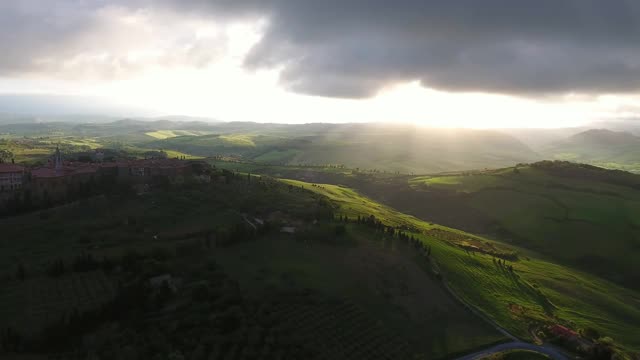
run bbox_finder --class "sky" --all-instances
[1,0,640,128]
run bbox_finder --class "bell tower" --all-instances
[54,145,63,175]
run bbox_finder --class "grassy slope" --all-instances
[543,130,640,173]
[280,179,640,351]
[0,180,504,358]
[411,165,640,289]
[214,226,504,358]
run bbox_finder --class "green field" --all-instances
[408,163,640,290]
[280,179,640,353]
[145,130,212,139]
[542,129,640,173]
[146,123,540,173]
[6,120,640,174]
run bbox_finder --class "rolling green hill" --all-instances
[151,124,540,173]
[1,156,639,357]
[0,173,504,359]
[209,160,640,347]
[1,121,541,172]
[543,129,640,172]
[209,159,640,289]
[280,179,640,354]
[407,161,640,290]
[241,159,640,292]
[207,159,640,287]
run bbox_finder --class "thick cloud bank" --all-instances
[2,0,640,97]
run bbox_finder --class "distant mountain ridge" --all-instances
[567,128,639,145]
[4,115,640,172]
[0,120,540,173]
[148,123,541,173]
[542,129,640,172]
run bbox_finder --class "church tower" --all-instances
[54,145,63,175]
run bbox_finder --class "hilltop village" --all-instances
[0,147,212,213]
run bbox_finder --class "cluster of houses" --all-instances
[0,147,212,206]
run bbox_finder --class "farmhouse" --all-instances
[549,324,579,340]
[0,163,26,192]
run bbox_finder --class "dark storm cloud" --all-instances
[164,0,640,97]
[2,0,640,97]
[244,0,640,97]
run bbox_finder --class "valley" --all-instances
[1,120,639,359]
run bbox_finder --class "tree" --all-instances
[16,263,26,281]
[589,337,614,360]
[0,149,13,163]
[168,351,185,360]
[580,327,601,340]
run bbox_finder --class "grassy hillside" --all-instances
[543,129,640,172]
[1,153,639,357]
[408,161,640,290]
[0,174,504,359]
[208,159,640,291]
[280,179,640,353]
[214,224,503,358]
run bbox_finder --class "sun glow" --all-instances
[5,19,633,128]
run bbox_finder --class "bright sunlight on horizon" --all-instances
[1,2,639,128]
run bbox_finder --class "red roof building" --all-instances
[0,163,26,192]
[549,325,578,339]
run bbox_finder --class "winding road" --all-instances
[455,341,569,360]
[437,267,570,360]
